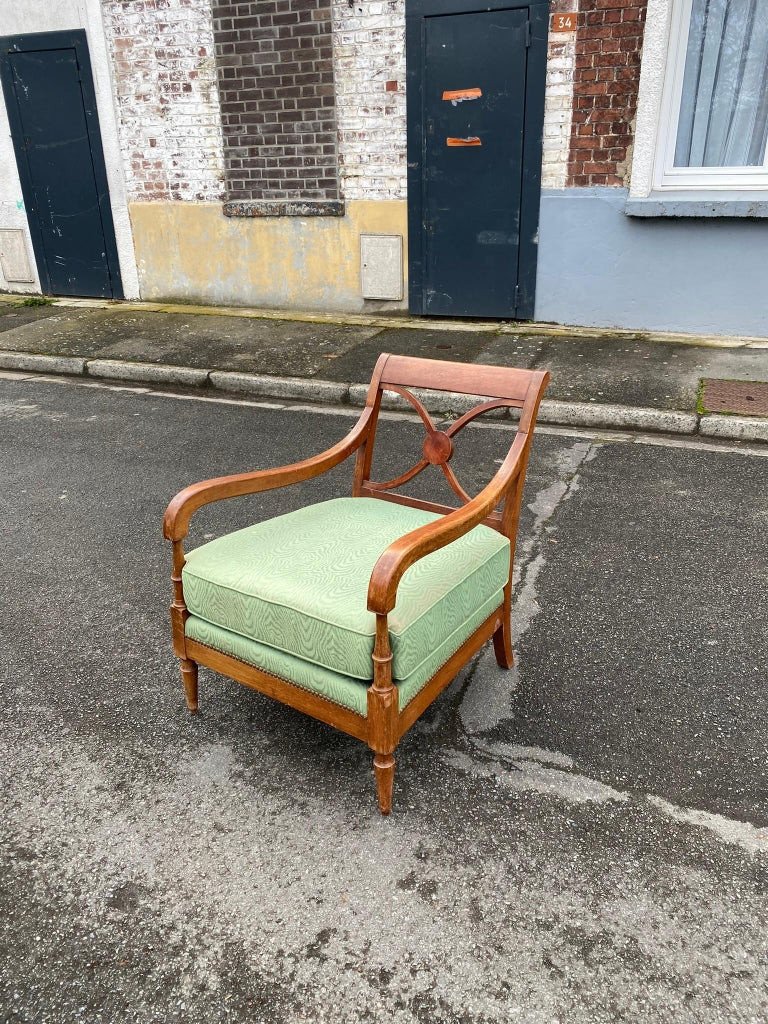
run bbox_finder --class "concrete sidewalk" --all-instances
[1,294,767,440]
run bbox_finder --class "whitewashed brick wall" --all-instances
[102,0,575,204]
[541,10,578,189]
[332,0,408,202]
[102,0,225,202]
[332,0,575,199]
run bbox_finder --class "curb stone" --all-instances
[0,351,86,375]
[538,400,698,435]
[699,414,768,443]
[88,359,210,387]
[349,384,699,434]
[208,370,349,404]
[2,348,767,443]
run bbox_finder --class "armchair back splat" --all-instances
[163,354,550,813]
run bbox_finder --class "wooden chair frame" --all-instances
[163,354,550,814]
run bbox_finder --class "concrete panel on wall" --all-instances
[535,188,768,337]
[0,95,39,292]
[360,234,403,301]
[0,228,34,282]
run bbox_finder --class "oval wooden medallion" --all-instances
[423,430,454,466]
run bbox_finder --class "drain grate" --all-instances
[700,378,768,417]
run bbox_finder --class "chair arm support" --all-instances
[163,407,374,541]
[367,431,528,614]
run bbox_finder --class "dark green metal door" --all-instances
[0,32,122,298]
[407,0,548,320]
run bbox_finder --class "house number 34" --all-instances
[551,13,576,31]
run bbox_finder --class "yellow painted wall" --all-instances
[129,200,408,312]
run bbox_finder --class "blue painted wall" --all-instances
[535,187,768,337]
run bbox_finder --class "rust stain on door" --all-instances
[442,87,482,103]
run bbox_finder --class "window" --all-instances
[656,0,768,189]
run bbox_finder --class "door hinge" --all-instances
[525,20,532,47]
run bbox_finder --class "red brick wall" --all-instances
[567,0,648,187]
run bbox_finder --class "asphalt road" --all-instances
[1,372,767,1024]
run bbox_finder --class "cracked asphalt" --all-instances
[1,372,768,1023]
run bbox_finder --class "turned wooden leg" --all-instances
[493,587,514,670]
[373,753,395,815]
[179,659,199,713]
[368,613,398,815]
[493,620,514,669]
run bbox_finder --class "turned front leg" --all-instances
[367,613,399,815]
[179,659,199,713]
[171,539,198,713]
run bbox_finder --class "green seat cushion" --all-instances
[182,497,509,681]
[185,586,503,715]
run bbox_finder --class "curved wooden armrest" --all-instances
[367,431,528,614]
[163,407,374,541]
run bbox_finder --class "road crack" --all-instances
[458,440,598,739]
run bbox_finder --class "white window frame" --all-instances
[653,0,768,191]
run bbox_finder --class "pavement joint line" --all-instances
[5,367,768,457]
[2,350,767,444]
[2,292,765,348]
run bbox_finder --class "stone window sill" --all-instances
[223,200,345,218]
[625,191,768,219]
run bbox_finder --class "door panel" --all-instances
[406,0,547,321]
[0,33,121,298]
[423,9,527,318]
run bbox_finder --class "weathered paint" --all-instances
[332,0,576,197]
[129,200,408,313]
[540,2,578,189]
[332,0,407,202]
[102,0,224,204]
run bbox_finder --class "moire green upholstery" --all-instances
[182,497,509,714]
[185,589,502,715]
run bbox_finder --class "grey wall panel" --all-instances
[535,187,768,337]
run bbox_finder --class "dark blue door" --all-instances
[423,9,527,318]
[406,1,548,320]
[0,32,122,298]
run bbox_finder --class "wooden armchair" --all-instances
[163,354,549,814]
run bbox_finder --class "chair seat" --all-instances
[182,497,509,685]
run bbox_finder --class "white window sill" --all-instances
[625,191,768,218]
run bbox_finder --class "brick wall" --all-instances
[332,0,407,202]
[567,0,648,186]
[103,0,225,202]
[103,0,647,208]
[211,0,341,212]
[542,0,579,188]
